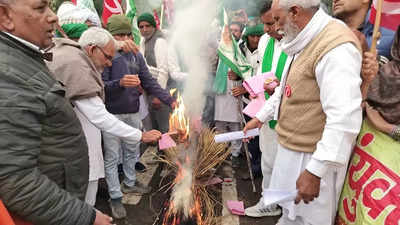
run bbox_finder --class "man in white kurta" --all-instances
[244,2,363,225]
[48,28,163,219]
[245,2,293,218]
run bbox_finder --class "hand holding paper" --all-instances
[262,189,298,207]
[214,128,259,143]
[243,72,277,97]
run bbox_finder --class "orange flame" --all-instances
[190,195,203,225]
[169,90,190,142]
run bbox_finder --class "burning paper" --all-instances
[169,89,190,143]
[159,134,177,150]
[214,128,259,143]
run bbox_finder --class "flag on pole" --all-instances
[213,8,253,94]
[102,0,123,25]
[126,0,141,44]
[369,0,400,31]
[76,0,97,13]
[76,0,102,27]
[163,0,175,25]
[153,9,161,30]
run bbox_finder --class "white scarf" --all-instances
[279,9,332,56]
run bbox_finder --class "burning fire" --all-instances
[169,89,190,142]
[162,156,204,225]
[161,90,207,225]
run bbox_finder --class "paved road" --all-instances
[95,146,280,225]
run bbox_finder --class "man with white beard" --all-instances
[244,0,363,224]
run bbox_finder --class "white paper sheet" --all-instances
[214,128,259,143]
[262,189,298,206]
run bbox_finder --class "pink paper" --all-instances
[196,177,224,186]
[206,177,223,185]
[243,72,277,97]
[158,134,177,150]
[265,80,278,90]
[243,94,266,118]
[191,116,202,133]
[227,200,245,216]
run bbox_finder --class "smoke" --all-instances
[168,0,219,118]
[147,0,162,9]
[170,161,193,218]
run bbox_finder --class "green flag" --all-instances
[126,0,141,44]
[213,8,253,94]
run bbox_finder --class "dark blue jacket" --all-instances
[102,51,174,114]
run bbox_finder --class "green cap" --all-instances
[56,23,89,39]
[137,12,157,28]
[107,14,132,35]
[242,24,265,44]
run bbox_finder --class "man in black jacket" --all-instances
[0,0,112,224]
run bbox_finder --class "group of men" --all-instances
[0,0,396,224]
[213,0,388,225]
[0,0,184,223]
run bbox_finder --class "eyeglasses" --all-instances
[95,46,113,61]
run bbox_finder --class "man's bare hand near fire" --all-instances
[141,130,162,143]
[242,118,263,142]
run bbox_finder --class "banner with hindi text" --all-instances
[336,120,400,225]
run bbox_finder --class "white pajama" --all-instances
[259,125,278,190]
[270,144,349,225]
[85,180,99,206]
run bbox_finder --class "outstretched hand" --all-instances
[243,118,263,142]
[94,210,115,225]
[141,130,162,143]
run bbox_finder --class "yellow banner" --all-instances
[337,120,400,225]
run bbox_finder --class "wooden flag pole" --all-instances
[370,0,383,53]
[362,0,383,100]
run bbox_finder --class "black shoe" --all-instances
[109,198,127,219]
[135,162,147,173]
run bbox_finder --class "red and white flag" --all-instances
[163,0,175,25]
[369,0,400,31]
[102,0,123,25]
[153,9,161,30]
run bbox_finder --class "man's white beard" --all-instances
[280,19,301,45]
